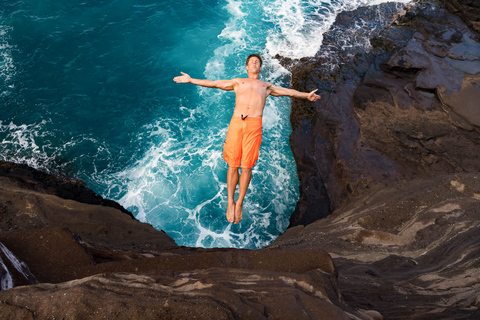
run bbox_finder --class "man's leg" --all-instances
[234,167,252,224]
[227,166,239,223]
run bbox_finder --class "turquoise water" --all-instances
[0,0,407,249]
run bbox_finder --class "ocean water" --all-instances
[0,0,409,249]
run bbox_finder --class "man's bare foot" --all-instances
[234,201,243,224]
[227,201,235,223]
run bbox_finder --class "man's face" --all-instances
[247,57,262,73]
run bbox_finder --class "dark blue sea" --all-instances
[0,0,408,249]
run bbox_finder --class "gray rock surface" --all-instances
[285,0,480,227]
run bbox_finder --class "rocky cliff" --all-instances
[0,161,363,319]
[1,0,479,319]
[286,0,480,227]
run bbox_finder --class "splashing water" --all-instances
[0,0,410,248]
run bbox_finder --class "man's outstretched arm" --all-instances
[268,84,321,101]
[173,72,236,91]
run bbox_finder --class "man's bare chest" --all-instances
[236,81,268,98]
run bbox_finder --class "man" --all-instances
[173,54,320,224]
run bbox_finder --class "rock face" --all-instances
[0,162,177,252]
[441,0,480,32]
[0,161,365,319]
[0,270,353,320]
[286,0,480,227]
[269,172,480,319]
[1,0,480,319]
[0,161,134,218]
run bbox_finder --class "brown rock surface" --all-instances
[0,161,362,319]
[0,161,133,218]
[441,0,480,33]
[269,172,480,319]
[0,270,352,320]
[0,166,177,252]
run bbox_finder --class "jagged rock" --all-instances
[285,0,480,227]
[441,0,480,32]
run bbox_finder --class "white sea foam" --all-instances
[0,120,51,170]
[0,25,16,95]
[0,257,13,291]
[0,242,36,284]
[101,113,233,243]
[204,0,250,79]
[0,119,111,178]
[263,0,412,59]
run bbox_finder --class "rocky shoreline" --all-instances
[1,0,480,319]
[286,0,480,227]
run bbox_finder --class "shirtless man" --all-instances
[174,54,320,224]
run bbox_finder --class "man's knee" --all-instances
[240,167,252,174]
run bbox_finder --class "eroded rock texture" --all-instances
[441,0,480,32]
[0,161,367,319]
[0,270,355,320]
[286,0,480,227]
[270,173,480,319]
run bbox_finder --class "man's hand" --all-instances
[307,89,321,102]
[173,72,191,84]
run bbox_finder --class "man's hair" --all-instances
[246,53,263,67]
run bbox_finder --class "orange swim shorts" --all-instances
[223,114,262,169]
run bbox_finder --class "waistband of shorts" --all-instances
[231,114,263,122]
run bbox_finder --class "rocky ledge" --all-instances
[0,161,361,319]
[1,0,480,319]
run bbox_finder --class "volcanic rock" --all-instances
[0,161,365,319]
[285,0,480,227]
[270,172,480,319]
[441,0,480,32]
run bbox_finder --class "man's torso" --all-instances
[233,78,272,118]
